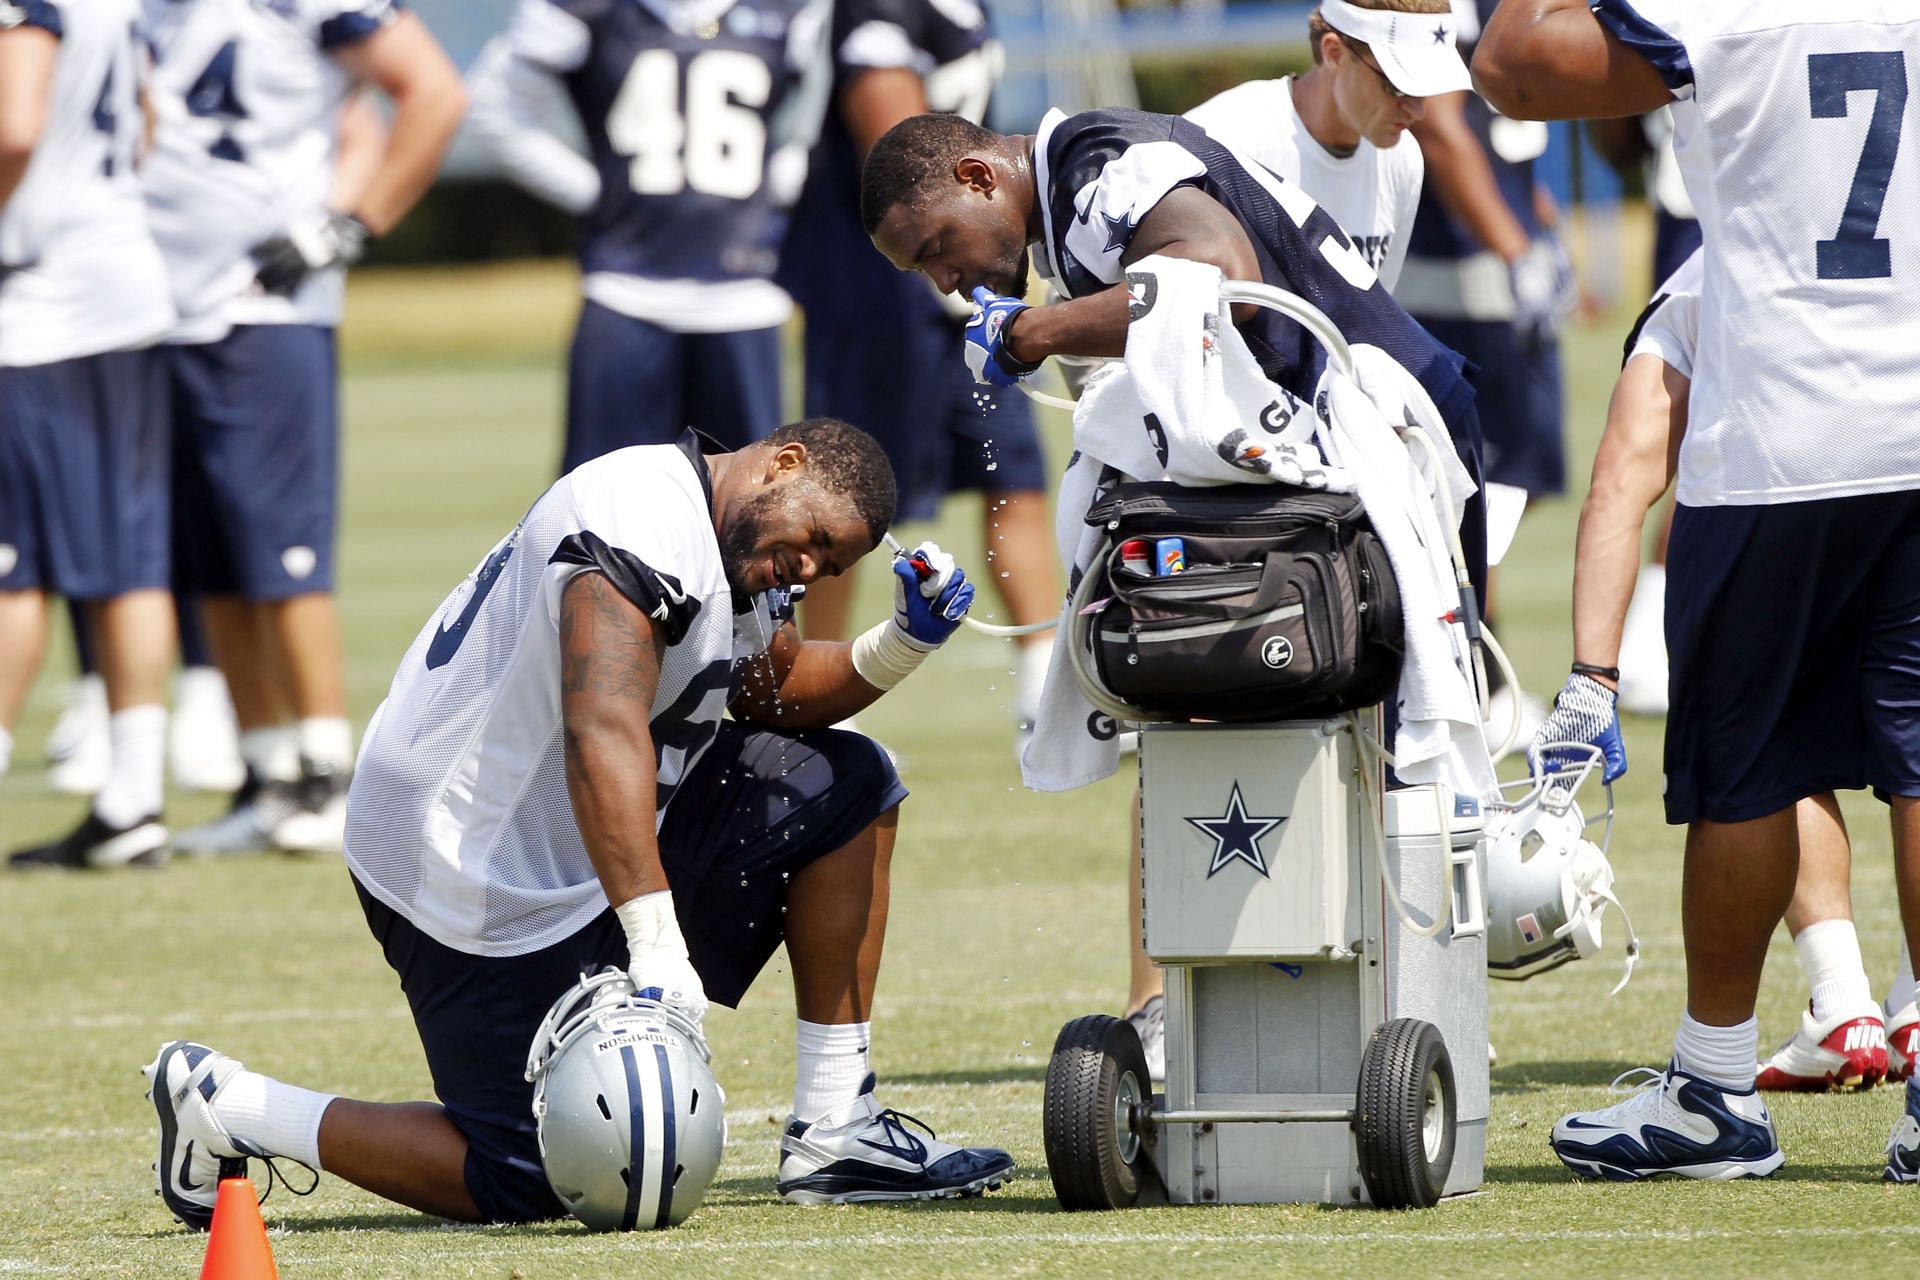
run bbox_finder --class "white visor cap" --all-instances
[1319,0,1473,98]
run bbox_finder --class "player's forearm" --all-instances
[559,571,672,908]
[1005,287,1130,361]
[329,93,388,214]
[1410,101,1531,262]
[566,721,671,907]
[338,16,466,236]
[0,27,56,217]
[738,641,883,728]
[1473,0,1672,122]
[1569,355,1683,677]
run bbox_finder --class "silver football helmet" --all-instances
[1484,743,1641,993]
[525,968,727,1230]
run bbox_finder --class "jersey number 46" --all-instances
[609,49,770,200]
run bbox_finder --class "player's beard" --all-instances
[987,247,1031,300]
[718,486,790,597]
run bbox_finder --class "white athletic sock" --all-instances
[92,705,166,828]
[1796,919,1875,1021]
[793,1019,872,1123]
[1673,1013,1758,1092]
[213,1070,336,1170]
[0,724,12,778]
[1016,635,1054,727]
[297,716,354,771]
[239,726,300,782]
[1888,942,1916,1016]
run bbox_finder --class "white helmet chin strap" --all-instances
[1558,841,1641,996]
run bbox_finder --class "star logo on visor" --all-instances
[1433,22,1449,43]
[1102,210,1138,254]
[1186,782,1286,879]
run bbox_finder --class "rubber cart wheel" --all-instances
[1353,1017,1456,1209]
[1043,1014,1155,1210]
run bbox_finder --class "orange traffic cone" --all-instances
[199,1160,278,1280]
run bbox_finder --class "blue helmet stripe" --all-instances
[618,1045,645,1231]
[652,1044,678,1229]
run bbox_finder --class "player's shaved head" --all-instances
[860,113,1004,235]
[863,114,1037,304]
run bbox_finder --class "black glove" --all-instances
[251,211,370,297]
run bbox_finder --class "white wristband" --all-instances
[615,890,689,962]
[849,619,936,691]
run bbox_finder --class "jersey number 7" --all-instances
[609,49,770,200]
[1809,51,1907,282]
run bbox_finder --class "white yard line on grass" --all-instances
[261,1221,1920,1266]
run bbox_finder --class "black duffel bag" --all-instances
[1080,481,1404,721]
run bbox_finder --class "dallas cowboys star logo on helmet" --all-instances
[1186,782,1285,879]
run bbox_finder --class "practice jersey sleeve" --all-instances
[1623,245,1702,376]
[549,453,722,642]
[297,0,404,52]
[1587,0,1693,98]
[0,1,62,36]
[1044,116,1208,294]
[465,0,600,215]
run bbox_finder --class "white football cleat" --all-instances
[268,761,349,854]
[1888,1003,1920,1083]
[1551,1063,1783,1181]
[1887,1081,1920,1182]
[143,1041,253,1230]
[173,773,297,856]
[1756,1001,1887,1092]
[46,676,110,795]
[776,1074,1013,1204]
[1127,994,1166,1082]
[44,674,107,764]
[169,668,245,793]
[9,811,168,869]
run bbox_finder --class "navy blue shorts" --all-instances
[1665,492,1920,824]
[170,325,338,599]
[1415,315,1564,498]
[352,721,906,1224]
[800,278,1047,522]
[563,302,781,473]
[0,347,169,598]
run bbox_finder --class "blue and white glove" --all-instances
[963,286,1041,387]
[1509,233,1576,348]
[1529,672,1627,784]
[891,541,976,646]
[850,540,975,691]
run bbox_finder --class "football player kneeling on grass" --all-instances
[144,419,1013,1230]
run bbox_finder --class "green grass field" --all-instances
[4,252,1917,1279]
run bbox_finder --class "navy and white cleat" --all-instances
[9,812,168,870]
[1887,1081,1920,1183]
[143,1041,253,1230]
[777,1074,1014,1204]
[1550,1063,1784,1181]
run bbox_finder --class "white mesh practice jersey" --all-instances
[1185,77,1424,293]
[140,0,397,338]
[1593,0,1920,507]
[344,437,780,957]
[0,0,173,366]
[1627,246,1702,380]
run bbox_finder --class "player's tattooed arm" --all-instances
[560,571,672,905]
[730,621,885,729]
[1473,0,1672,122]
[1006,188,1262,362]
